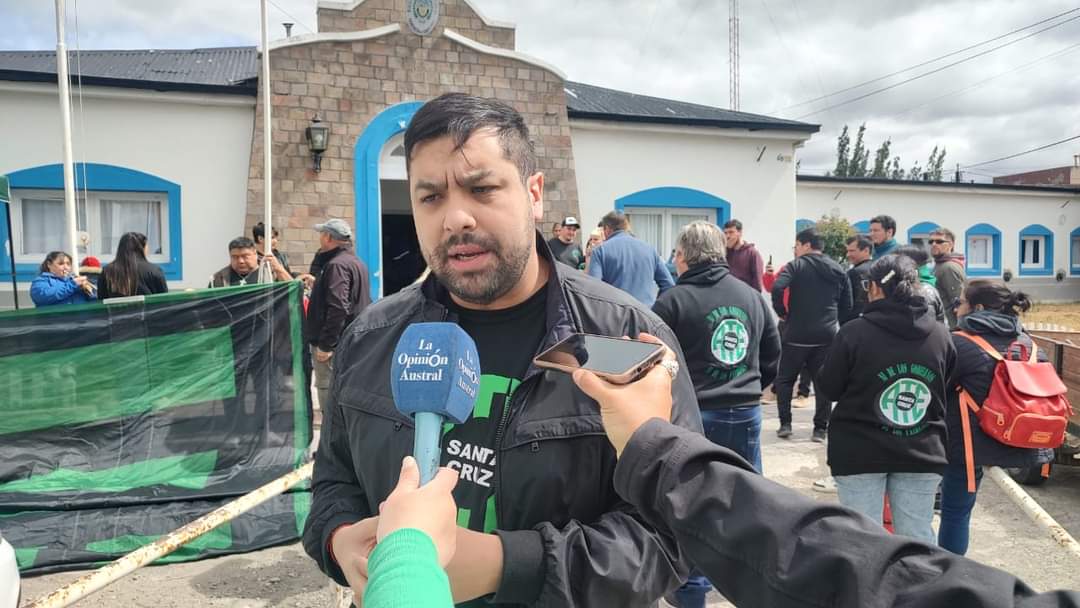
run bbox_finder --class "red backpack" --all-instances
[955,331,1073,491]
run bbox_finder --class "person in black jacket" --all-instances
[568,354,1080,608]
[98,232,169,299]
[939,280,1055,555]
[304,93,702,607]
[299,218,370,412]
[652,221,780,608]
[844,235,872,321]
[770,227,852,440]
[816,254,955,543]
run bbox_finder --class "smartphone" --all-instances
[533,333,666,384]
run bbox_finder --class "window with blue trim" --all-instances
[7,163,182,281]
[1018,224,1053,277]
[907,221,939,250]
[852,220,870,236]
[965,223,1001,277]
[614,186,731,257]
[1070,228,1080,275]
[795,218,815,232]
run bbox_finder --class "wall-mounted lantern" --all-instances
[305,115,330,172]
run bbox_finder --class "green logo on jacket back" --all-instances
[711,318,749,365]
[878,378,932,428]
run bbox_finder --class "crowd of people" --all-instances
[24,91,1072,607]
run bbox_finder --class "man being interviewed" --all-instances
[303,93,702,607]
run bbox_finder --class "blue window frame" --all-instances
[614,187,730,258]
[1018,224,1054,277]
[7,163,182,282]
[795,218,815,232]
[852,220,870,235]
[965,223,1001,277]
[907,221,939,247]
[1070,228,1080,275]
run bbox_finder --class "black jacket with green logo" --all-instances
[817,298,956,476]
[653,262,780,410]
[302,234,703,607]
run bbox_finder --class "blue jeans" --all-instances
[834,472,942,544]
[938,462,984,554]
[675,405,762,608]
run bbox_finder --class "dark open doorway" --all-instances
[380,180,425,296]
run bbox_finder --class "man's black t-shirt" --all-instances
[443,285,548,539]
[547,237,584,269]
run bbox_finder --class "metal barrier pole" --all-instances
[26,462,313,608]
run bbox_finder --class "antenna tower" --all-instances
[729,0,740,111]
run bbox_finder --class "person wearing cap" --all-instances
[299,218,371,410]
[79,256,103,290]
[546,216,584,269]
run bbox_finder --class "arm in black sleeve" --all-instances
[301,339,372,586]
[495,319,701,606]
[316,264,352,351]
[837,274,853,323]
[814,329,850,402]
[771,264,794,319]
[615,419,1080,608]
[758,300,782,389]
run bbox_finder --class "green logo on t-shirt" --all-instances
[443,373,520,534]
[878,378,932,428]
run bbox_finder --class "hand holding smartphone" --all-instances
[533,333,666,384]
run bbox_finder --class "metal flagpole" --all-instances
[258,0,274,283]
[54,0,80,276]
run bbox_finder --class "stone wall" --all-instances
[317,0,515,50]
[245,0,577,269]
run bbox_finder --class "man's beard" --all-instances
[428,230,533,305]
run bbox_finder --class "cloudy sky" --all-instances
[4,0,1079,178]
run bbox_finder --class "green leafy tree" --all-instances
[909,160,923,181]
[849,124,870,177]
[833,125,851,177]
[815,213,855,264]
[926,146,947,181]
[871,139,892,178]
[889,156,905,179]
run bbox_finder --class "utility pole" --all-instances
[729,0,740,111]
[54,0,80,275]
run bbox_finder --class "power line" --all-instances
[776,6,1080,113]
[962,134,1080,169]
[758,0,818,114]
[882,40,1080,121]
[794,12,1080,120]
[266,0,315,34]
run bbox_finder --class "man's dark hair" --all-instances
[846,235,872,252]
[870,214,897,236]
[796,227,823,251]
[723,219,743,231]
[930,226,956,243]
[229,236,257,252]
[895,245,930,267]
[600,211,630,232]
[252,222,278,243]
[403,93,537,184]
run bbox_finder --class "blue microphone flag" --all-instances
[390,322,480,424]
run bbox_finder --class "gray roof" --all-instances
[0,47,818,132]
[563,81,819,133]
[0,47,257,95]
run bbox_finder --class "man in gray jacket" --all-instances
[930,227,966,329]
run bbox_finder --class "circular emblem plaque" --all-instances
[710,318,749,366]
[407,0,440,36]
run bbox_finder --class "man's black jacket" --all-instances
[771,252,852,345]
[304,246,370,351]
[616,418,1080,608]
[302,237,703,606]
[653,262,780,409]
[845,259,871,321]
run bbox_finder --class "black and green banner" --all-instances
[0,281,312,573]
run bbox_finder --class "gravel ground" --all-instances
[20,403,1080,608]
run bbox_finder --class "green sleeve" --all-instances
[362,528,454,608]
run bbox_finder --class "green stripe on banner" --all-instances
[293,490,311,535]
[85,523,232,564]
[0,327,236,436]
[14,546,41,570]
[0,451,217,494]
[288,282,310,468]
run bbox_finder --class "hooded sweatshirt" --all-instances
[653,262,781,409]
[817,298,956,476]
[934,252,966,328]
[770,253,852,345]
[872,239,899,260]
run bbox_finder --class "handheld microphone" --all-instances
[390,322,480,484]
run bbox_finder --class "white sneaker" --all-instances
[812,476,837,494]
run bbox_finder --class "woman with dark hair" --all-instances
[938,280,1053,555]
[895,245,946,323]
[30,251,95,306]
[98,232,169,299]
[816,254,955,542]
